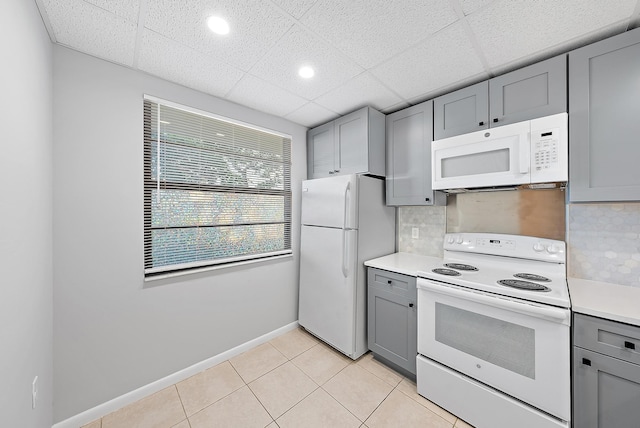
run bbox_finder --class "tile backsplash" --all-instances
[568,203,640,288]
[397,206,446,258]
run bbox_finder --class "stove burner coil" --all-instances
[432,268,461,276]
[497,279,551,292]
[443,263,478,271]
[513,273,551,282]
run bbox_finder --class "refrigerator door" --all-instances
[301,174,358,229]
[299,225,358,356]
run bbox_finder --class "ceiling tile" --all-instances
[250,25,363,100]
[314,73,403,115]
[226,75,309,117]
[284,102,339,128]
[138,30,245,98]
[466,0,638,67]
[269,0,318,19]
[300,0,458,68]
[144,0,294,72]
[371,22,487,100]
[83,0,140,22]
[42,0,137,66]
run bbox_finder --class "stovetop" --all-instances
[416,233,570,309]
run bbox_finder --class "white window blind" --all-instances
[143,97,292,276]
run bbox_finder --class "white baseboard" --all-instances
[52,321,299,428]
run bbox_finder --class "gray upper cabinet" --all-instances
[433,81,488,140]
[489,54,566,127]
[433,55,567,140]
[569,28,640,202]
[307,106,385,179]
[385,101,446,206]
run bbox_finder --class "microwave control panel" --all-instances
[530,112,568,183]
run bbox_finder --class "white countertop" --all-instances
[364,252,442,277]
[569,277,640,327]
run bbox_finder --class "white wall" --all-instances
[52,46,307,422]
[0,0,53,427]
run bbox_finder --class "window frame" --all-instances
[143,95,292,278]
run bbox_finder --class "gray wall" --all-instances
[0,0,53,427]
[52,46,307,422]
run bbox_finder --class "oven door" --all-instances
[431,119,530,190]
[417,278,570,421]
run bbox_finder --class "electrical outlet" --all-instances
[411,227,419,239]
[32,376,38,409]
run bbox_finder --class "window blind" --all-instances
[143,97,292,276]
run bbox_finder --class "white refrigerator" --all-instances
[298,174,396,359]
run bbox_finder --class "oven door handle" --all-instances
[418,280,570,324]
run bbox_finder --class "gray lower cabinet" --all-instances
[307,106,385,179]
[367,267,417,376]
[569,27,640,202]
[385,100,446,206]
[433,55,566,140]
[573,313,640,427]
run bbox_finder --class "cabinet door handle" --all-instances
[334,169,340,173]
[425,197,430,202]
[625,341,636,350]
[387,280,392,285]
[329,171,334,174]
[582,358,591,366]
[409,303,414,308]
[478,121,485,126]
[493,118,499,123]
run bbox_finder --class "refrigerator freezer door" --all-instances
[299,225,358,356]
[301,174,358,229]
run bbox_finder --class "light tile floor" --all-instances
[82,328,475,428]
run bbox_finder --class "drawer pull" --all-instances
[582,358,591,366]
[409,303,414,308]
[624,341,636,350]
[387,280,392,285]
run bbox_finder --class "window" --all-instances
[143,96,292,277]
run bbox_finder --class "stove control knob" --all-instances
[547,244,560,254]
[455,236,464,244]
[447,236,455,244]
[533,242,546,252]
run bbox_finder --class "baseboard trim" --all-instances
[52,321,299,428]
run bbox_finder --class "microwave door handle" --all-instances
[518,134,529,174]
[418,280,570,323]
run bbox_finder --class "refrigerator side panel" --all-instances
[299,225,358,357]
[301,174,359,229]
[354,175,397,357]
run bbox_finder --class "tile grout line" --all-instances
[172,384,190,426]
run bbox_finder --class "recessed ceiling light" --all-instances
[207,16,230,35]
[298,66,315,79]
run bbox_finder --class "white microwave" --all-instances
[431,113,568,191]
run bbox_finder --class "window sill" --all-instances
[143,252,293,283]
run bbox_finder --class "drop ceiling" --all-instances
[37,0,640,128]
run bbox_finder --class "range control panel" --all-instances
[444,233,566,263]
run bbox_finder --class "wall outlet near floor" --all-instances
[412,227,419,239]
[32,376,38,409]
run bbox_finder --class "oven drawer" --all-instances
[574,313,640,365]
[368,267,415,298]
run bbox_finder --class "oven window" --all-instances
[435,303,535,379]
[441,148,510,178]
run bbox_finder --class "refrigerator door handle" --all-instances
[343,181,351,228]
[341,229,349,278]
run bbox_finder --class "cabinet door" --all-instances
[335,108,368,175]
[569,28,640,202]
[308,121,334,179]
[489,55,566,127]
[368,285,417,374]
[573,347,640,428]
[434,81,488,140]
[386,101,445,206]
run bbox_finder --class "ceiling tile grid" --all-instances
[36,0,640,127]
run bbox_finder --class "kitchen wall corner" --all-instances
[397,206,446,257]
[568,203,640,288]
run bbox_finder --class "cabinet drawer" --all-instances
[574,313,640,365]
[368,267,416,298]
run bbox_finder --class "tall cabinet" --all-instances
[307,106,385,179]
[385,101,445,206]
[569,27,640,202]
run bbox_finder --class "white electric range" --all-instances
[416,233,571,428]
